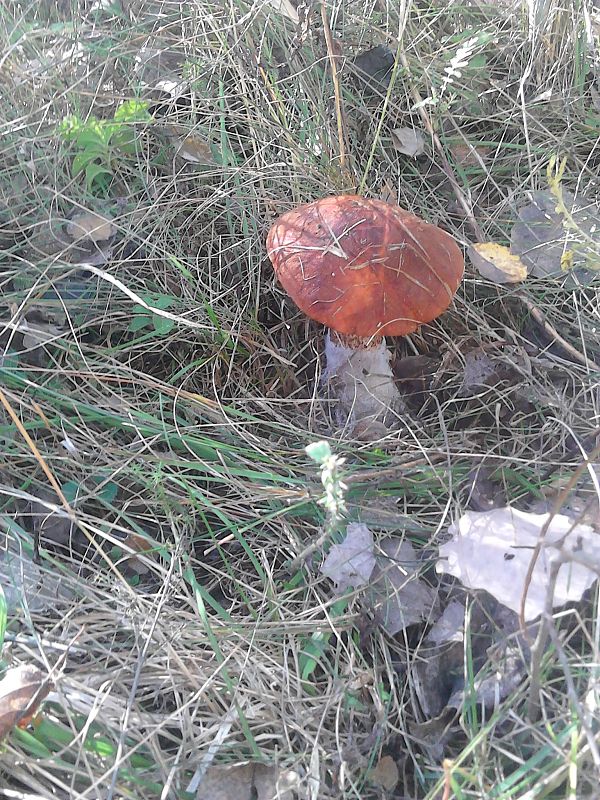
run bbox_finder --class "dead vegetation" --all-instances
[0,0,599,798]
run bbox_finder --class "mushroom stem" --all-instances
[322,331,404,429]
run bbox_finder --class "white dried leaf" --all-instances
[1,540,73,614]
[426,600,465,646]
[320,522,375,593]
[391,127,425,157]
[437,507,600,621]
[368,538,438,634]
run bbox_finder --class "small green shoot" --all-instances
[60,100,152,193]
[128,293,176,336]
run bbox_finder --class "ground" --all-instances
[0,0,599,798]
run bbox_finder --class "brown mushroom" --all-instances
[267,195,464,429]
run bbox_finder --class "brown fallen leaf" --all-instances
[450,143,491,167]
[0,665,52,739]
[152,124,217,165]
[368,754,399,791]
[120,532,155,577]
[66,210,116,244]
[22,204,120,267]
[469,242,528,284]
[391,127,425,158]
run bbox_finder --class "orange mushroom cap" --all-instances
[266,195,464,339]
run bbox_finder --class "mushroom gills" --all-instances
[322,332,404,428]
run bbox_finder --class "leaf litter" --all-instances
[320,522,376,593]
[437,506,600,620]
[367,754,399,792]
[510,189,600,279]
[367,538,439,635]
[349,45,396,96]
[0,536,73,614]
[23,203,121,268]
[150,123,218,166]
[410,595,531,759]
[391,127,426,158]
[196,762,297,800]
[468,242,528,284]
[319,524,437,634]
[0,665,52,739]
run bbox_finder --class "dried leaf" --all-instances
[426,600,464,646]
[367,755,399,791]
[200,764,254,800]
[351,46,395,95]
[28,488,78,552]
[510,189,600,279]
[413,595,530,732]
[391,127,425,158]
[133,45,186,89]
[265,0,300,23]
[450,143,491,167]
[410,710,456,764]
[320,523,376,593]
[367,538,438,634]
[1,541,73,614]
[198,762,297,800]
[469,242,528,284]
[152,123,217,165]
[66,210,116,244]
[0,665,52,738]
[464,464,506,512]
[447,636,527,711]
[253,764,298,800]
[61,204,123,267]
[460,350,498,391]
[437,507,600,620]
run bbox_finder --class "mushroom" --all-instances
[266,195,464,430]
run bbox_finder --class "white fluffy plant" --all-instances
[305,441,347,530]
[289,441,348,569]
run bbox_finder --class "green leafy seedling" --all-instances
[60,100,152,193]
[128,294,177,336]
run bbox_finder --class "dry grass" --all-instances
[0,0,599,797]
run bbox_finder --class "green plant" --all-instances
[547,155,600,270]
[60,100,152,192]
[127,293,177,336]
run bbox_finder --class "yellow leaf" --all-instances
[469,242,528,284]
